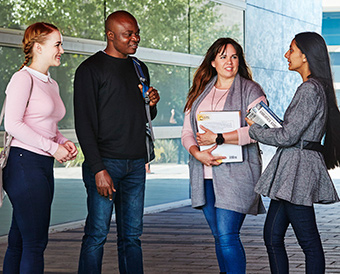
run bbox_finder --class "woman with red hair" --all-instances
[2,22,77,273]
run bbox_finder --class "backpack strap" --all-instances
[131,57,155,142]
[131,57,148,83]
[131,57,150,99]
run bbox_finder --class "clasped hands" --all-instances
[53,140,78,163]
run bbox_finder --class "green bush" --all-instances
[54,144,84,168]
[154,139,178,163]
[54,139,183,167]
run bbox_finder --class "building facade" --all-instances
[0,0,323,233]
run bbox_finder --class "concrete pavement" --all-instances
[0,166,340,273]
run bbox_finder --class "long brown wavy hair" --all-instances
[20,22,59,70]
[184,38,252,111]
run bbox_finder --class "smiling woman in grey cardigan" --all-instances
[182,38,266,274]
[247,32,340,274]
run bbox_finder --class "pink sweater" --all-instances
[181,86,266,178]
[4,67,68,156]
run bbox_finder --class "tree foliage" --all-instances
[0,0,242,127]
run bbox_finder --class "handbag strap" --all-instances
[131,57,155,142]
[0,98,6,126]
[1,71,34,128]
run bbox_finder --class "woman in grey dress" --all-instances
[247,32,340,273]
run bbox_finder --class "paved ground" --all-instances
[0,166,340,273]
[1,198,340,273]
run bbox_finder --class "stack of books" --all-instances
[246,101,282,128]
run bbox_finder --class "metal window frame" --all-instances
[0,0,246,142]
[328,46,340,91]
[0,28,203,68]
[210,0,246,10]
[328,45,340,52]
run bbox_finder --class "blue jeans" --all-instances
[202,179,246,274]
[264,200,325,274]
[78,158,146,274]
[2,147,54,274]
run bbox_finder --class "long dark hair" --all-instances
[295,32,340,169]
[184,38,252,111]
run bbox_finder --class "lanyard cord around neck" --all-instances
[210,86,229,111]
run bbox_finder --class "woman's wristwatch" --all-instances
[215,133,225,145]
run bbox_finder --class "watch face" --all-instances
[216,134,224,145]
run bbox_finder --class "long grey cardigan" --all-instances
[249,78,339,206]
[189,74,266,215]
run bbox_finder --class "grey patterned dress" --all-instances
[249,78,339,206]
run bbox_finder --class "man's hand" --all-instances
[138,84,160,107]
[95,170,116,200]
[147,87,160,107]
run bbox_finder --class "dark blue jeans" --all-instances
[202,179,246,274]
[78,158,146,274]
[2,147,54,274]
[264,200,325,274]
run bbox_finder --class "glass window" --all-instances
[190,0,244,55]
[0,47,87,130]
[329,52,340,107]
[146,63,189,126]
[0,0,106,40]
[107,0,190,53]
[0,47,23,108]
[50,54,88,129]
[0,0,245,231]
[1,0,244,53]
[322,12,340,46]
[106,0,244,54]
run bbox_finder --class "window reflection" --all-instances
[0,0,245,230]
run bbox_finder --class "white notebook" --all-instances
[197,111,243,163]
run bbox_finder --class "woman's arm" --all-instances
[181,110,225,166]
[249,81,322,147]
[181,110,198,152]
[196,95,267,146]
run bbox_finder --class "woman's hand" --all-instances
[190,145,226,166]
[63,141,78,160]
[53,141,78,163]
[245,117,254,126]
[53,144,72,163]
[197,125,217,146]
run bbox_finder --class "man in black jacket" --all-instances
[74,10,159,274]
